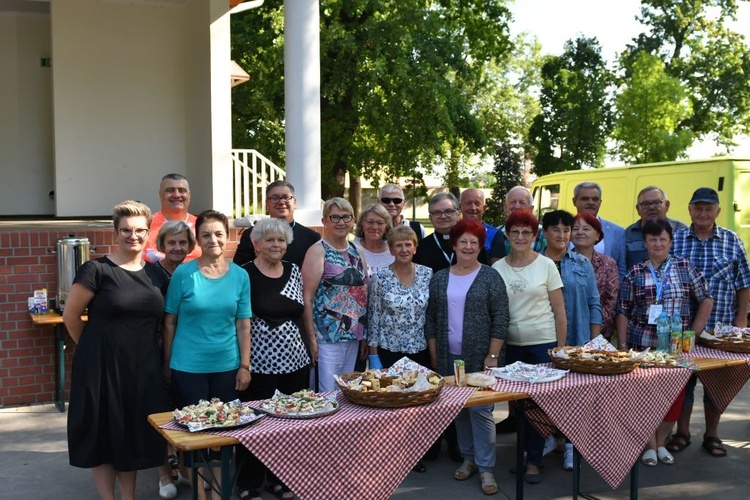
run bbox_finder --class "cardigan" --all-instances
[424,265,509,375]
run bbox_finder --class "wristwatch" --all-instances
[487,353,499,359]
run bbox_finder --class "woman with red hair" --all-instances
[572,212,620,340]
[491,211,566,484]
[425,218,509,496]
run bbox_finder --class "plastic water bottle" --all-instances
[670,311,683,355]
[656,312,671,352]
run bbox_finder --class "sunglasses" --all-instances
[380,197,403,205]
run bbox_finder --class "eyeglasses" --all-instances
[508,229,534,239]
[269,195,295,204]
[638,200,664,209]
[328,214,354,223]
[429,209,458,218]
[118,228,149,238]
[380,197,403,205]
[363,219,387,227]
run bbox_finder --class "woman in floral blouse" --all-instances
[572,212,620,340]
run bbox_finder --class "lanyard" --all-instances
[433,232,454,266]
[648,258,672,304]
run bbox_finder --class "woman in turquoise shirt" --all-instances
[163,210,251,498]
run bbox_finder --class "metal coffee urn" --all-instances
[56,235,90,312]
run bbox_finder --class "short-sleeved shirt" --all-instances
[165,260,252,373]
[143,211,201,263]
[672,224,750,329]
[492,255,563,346]
[617,257,711,349]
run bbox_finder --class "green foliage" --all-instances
[484,143,523,227]
[529,36,613,176]
[232,0,514,199]
[613,51,693,163]
[624,0,750,149]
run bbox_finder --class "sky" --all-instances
[508,0,750,160]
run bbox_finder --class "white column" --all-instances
[284,0,322,226]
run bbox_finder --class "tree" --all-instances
[484,142,523,227]
[623,0,750,149]
[613,51,693,163]
[528,36,613,176]
[231,0,514,200]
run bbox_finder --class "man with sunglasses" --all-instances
[233,180,321,267]
[378,183,426,240]
[624,186,687,277]
[144,173,201,263]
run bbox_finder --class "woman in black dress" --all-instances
[237,217,310,500]
[63,200,169,500]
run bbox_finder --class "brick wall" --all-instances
[0,225,243,407]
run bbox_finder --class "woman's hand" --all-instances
[358,339,368,360]
[162,363,171,382]
[308,338,318,366]
[235,368,251,391]
[484,354,499,369]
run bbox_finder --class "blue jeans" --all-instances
[448,354,496,472]
[506,342,557,466]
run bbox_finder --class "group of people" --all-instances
[62,172,750,499]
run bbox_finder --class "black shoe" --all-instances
[423,439,441,461]
[495,416,517,434]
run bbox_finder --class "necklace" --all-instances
[391,264,415,286]
[507,254,533,273]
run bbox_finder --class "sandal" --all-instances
[665,432,691,453]
[239,489,263,500]
[411,461,426,473]
[702,435,727,457]
[480,472,498,495]
[266,482,294,500]
[168,454,179,481]
[641,449,657,467]
[453,460,478,481]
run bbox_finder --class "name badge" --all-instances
[648,304,663,325]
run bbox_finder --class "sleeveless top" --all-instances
[312,240,368,343]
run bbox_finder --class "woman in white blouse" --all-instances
[354,204,395,277]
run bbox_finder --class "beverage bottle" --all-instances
[656,312,670,352]
[670,311,683,355]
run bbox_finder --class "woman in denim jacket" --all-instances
[541,210,602,346]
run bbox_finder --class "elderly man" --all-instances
[233,180,321,267]
[488,185,546,264]
[378,183,426,239]
[624,186,687,277]
[144,173,201,263]
[459,188,498,252]
[666,187,750,458]
[572,181,626,278]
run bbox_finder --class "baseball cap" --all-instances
[689,187,719,205]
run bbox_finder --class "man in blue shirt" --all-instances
[668,187,750,458]
[489,186,546,264]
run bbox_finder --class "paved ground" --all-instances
[2,380,749,499]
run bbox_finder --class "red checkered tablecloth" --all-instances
[163,386,474,500]
[687,346,750,412]
[492,365,691,489]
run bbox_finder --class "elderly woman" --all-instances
[426,218,509,496]
[154,220,196,497]
[302,197,368,392]
[617,218,712,467]
[64,201,169,500]
[163,210,251,500]
[572,212,619,340]
[354,203,395,276]
[155,219,196,278]
[491,210,566,484]
[235,218,309,500]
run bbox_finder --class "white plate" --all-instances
[494,371,567,384]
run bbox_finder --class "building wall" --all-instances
[0,225,242,407]
[0,13,54,216]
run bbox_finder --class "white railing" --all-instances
[231,149,286,218]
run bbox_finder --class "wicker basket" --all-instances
[698,337,750,354]
[547,347,640,375]
[336,371,444,408]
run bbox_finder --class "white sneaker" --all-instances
[543,435,556,456]
[159,479,177,500]
[563,443,574,470]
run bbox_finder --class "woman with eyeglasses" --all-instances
[491,210,566,485]
[302,198,369,391]
[64,201,170,500]
[354,204,395,277]
[163,210,251,500]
